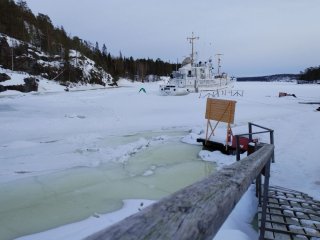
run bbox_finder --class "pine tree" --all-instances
[95,41,100,53]
[16,0,29,12]
[102,44,107,56]
[300,66,320,81]
[36,13,53,52]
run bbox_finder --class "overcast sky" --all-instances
[23,0,320,76]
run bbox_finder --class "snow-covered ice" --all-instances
[1,74,320,240]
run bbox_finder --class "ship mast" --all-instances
[215,53,223,75]
[187,32,199,65]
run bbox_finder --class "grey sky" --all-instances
[24,0,320,76]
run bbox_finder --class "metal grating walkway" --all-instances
[258,185,320,240]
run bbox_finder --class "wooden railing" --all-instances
[85,144,274,240]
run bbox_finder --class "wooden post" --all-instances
[270,130,275,163]
[236,135,241,161]
[248,122,253,142]
[259,158,271,240]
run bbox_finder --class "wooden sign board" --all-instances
[205,98,236,124]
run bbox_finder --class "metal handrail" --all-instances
[235,122,274,162]
[233,123,274,239]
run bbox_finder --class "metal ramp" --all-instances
[259,185,320,239]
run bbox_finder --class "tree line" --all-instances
[0,0,177,82]
[299,66,320,81]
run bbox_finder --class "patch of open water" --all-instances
[0,131,215,240]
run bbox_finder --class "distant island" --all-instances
[237,74,300,82]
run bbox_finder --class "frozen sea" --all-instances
[0,76,319,240]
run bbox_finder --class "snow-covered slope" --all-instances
[0,33,112,91]
[0,66,116,95]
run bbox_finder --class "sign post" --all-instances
[205,98,236,149]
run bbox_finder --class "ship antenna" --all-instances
[187,32,199,65]
[215,53,223,75]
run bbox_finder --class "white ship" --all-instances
[160,33,236,96]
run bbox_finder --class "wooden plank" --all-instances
[296,211,310,219]
[268,195,320,207]
[264,227,319,238]
[270,203,291,240]
[293,236,308,240]
[265,205,320,217]
[273,233,291,240]
[268,186,309,196]
[262,212,315,224]
[300,218,319,228]
[285,216,299,225]
[264,219,305,235]
[264,224,275,239]
[310,214,320,222]
[85,145,274,240]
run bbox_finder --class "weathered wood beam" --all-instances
[85,144,274,240]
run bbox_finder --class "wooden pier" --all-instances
[258,185,320,240]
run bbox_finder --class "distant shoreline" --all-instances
[236,74,299,82]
